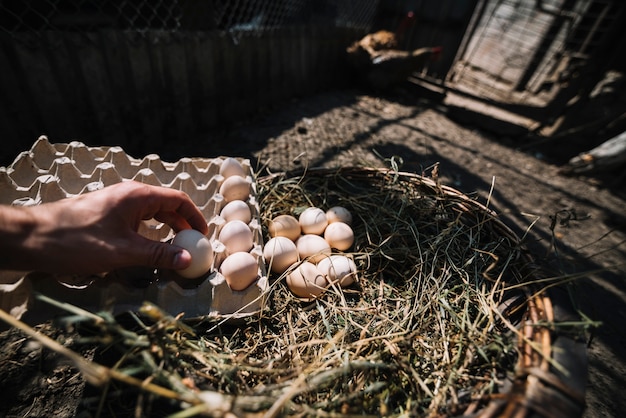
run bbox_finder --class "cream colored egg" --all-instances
[324,221,354,251]
[263,236,299,273]
[268,214,301,241]
[286,261,328,299]
[220,200,252,223]
[317,255,357,287]
[326,206,352,225]
[219,157,246,178]
[296,234,331,263]
[299,207,328,235]
[218,220,253,253]
[219,175,251,202]
[220,251,258,291]
[171,229,214,279]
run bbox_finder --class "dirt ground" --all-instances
[1,88,625,417]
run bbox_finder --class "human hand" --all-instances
[0,181,209,275]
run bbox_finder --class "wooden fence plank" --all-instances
[40,32,86,141]
[162,32,194,144]
[69,32,124,145]
[185,32,218,132]
[96,30,137,148]
[51,32,104,144]
[0,92,21,165]
[1,25,375,159]
[268,29,283,105]
[215,32,237,124]
[0,35,41,162]
[285,27,298,98]
[11,34,71,142]
[146,32,171,150]
[237,33,256,117]
[254,31,271,111]
[123,32,162,151]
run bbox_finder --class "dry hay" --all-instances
[0,166,584,417]
[248,166,533,417]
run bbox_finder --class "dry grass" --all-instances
[244,166,530,416]
[1,166,577,417]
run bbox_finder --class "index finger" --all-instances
[136,185,209,234]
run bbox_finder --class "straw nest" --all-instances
[248,166,585,417]
[1,166,587,417]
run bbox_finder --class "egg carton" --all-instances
[0,136,268,323]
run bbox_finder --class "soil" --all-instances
[1,88,625,417]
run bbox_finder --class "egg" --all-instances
[317,255,357,287]
[219,175,251,202]
[263,236,299,273]
[324,221,354,251]
[286,261,328,299]
[268,214,301,241]
[218,220,254,253]
[296,234,331,263]
[219,157,247,178]
[171,229,214,279]
[220,200,252,223]
[326,206,352,225]
[220,251,258,291]
[298,207,328,235]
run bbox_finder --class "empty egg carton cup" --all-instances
[0,136,268,323]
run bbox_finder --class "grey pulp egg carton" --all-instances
[0,136,268,323]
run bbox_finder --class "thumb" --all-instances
[132,237,192,270]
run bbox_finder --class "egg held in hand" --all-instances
[171,229,214,279]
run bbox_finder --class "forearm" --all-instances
[0,204,50,271]
[0,198,122,274]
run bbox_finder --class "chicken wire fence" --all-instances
[0,0,378,35]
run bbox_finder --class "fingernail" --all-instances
[173,250,190,269]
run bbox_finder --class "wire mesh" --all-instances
[0,1,182,32]
[0,0,378,36]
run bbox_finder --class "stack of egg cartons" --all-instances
[0,136,267,322]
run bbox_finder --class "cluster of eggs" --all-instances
[263,206,357,299]
[171,158,261,292]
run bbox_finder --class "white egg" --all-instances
[326,206,352,225]
[286,261,328,299]
[219,157,247,178]
[220,251,258,291]
[298,207,328,235]
[220,200,252,223]
[317,255,357,287]
[171,229,214,279]
[324,221,354,251]
[296,234,331,263]
[219,175,251,202]
[218,220,254,253]
[268,214,301,241]
[263,236,299,273]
